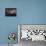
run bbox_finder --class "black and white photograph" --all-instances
[18,25,46,46]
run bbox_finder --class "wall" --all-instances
[0,0,46,44]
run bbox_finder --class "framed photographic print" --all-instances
[5,8,17,16]
[18,24,46,41]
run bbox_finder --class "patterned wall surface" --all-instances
[21,25,46,30]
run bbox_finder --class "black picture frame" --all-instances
[5,8,17,16]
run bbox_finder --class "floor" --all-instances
[19,39,46,46]
[0,40,46,46]
[0,44,18,46]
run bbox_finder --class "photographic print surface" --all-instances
[18,24,46,41]
[18,25,46,46]
[5,8,16,16]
